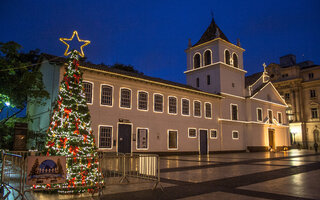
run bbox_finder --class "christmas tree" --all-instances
[42,31,102,193]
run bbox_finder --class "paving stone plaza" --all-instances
[98,150,320,200]
[32,149,320,200]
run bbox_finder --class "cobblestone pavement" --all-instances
[96,150,320,200]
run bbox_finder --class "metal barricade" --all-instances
[98,152,162,190]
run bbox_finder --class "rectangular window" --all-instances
[188,128,197,138]
[138,91,148,111]
[182,99,190,116]
[210,129,217,139]
[168,96,177,114]
[257,108,263,122]
[278,112,282,124]
[311,108,318,119]
[196,78,199,87]
[309,73,314,79]
[83,82,93,104]
[207,75,211,85]
[232,131,239,139]
[310,90,316,98]
[205,102,212,118]
[194,101,201,117]
[231,104,238,120]
[284,93,290,100]
[120,88,131,108]
[268,110,273,124]
[154,94,163,112]
[168,130,178,149]
[137,128,148,149]
[99,126,112,148]
[101,85,113,106]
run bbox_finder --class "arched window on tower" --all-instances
[194,54,201,69]
[204,50,211,66]
[225,50,230,65]
[233,53,238,68]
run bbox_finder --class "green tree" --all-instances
[0,41,49,124]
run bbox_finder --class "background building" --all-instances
[266,54,320,148]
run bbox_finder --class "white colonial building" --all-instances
[28,18,290,154]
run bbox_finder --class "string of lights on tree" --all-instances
[36,31,103,193]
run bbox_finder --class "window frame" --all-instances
[268,109,273,124]
[181,98,190,116]
[119,87,132,109]
[83,81,94,105]
[232,130,239,140]
[311,108,318,119]
[210,129,218,139]
[232,52,238,68]
[168,96,178,115]
[310,89,316,98]
[203,49,212,66]
[136,127,149,150]
[193,53,201,69]
[205,102,212,119]
[137,90,149,111]
[100,84,113,107]
[167,129,178,150]
[98,125,113,149]
[153,93,164,113]
[277,112,282,124]
[193,100,202,118]
[188,128,197,138]
[256,108,263,122]
[230,104,238,120]
[224,49,231,65]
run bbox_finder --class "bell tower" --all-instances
[185,17,246,97]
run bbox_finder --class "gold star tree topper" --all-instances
[59,31,90,57]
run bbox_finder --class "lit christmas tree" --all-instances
[43,31,102,193]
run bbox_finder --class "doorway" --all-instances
[118,124,132,153]
[200,130,208,155]
[268,129,275,150]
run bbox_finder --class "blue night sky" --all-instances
[1,0,320,84]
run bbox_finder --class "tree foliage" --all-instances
[0,41,49,124]
[110,63,143,75]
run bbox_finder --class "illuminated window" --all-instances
[168,96,177,114]
[194,54,201,69]
[207,75,211,85]
[137,128,148,149]
[233,53,238,68]
[83,82,93,104]
[194,101,201,117]
[210,129,217,139]
[168,130,178,149]
[188,128,197,138]
[257,108,263,122]
[196,78,200,87]
[278,112,282,124]
[99,126,112,148]
[138,91,148,110]
[225,50,230,65]
[310,90,316,98]
[311,108,318,119]
[101,85,113,106]
[182,99,190,116]
[205,102,212,118]
[154,94,163,112]
[204,50,211,66]
[232,131,239,139]
[120,88,131,108]
[231,104,238,120]
[268,110,273,123]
